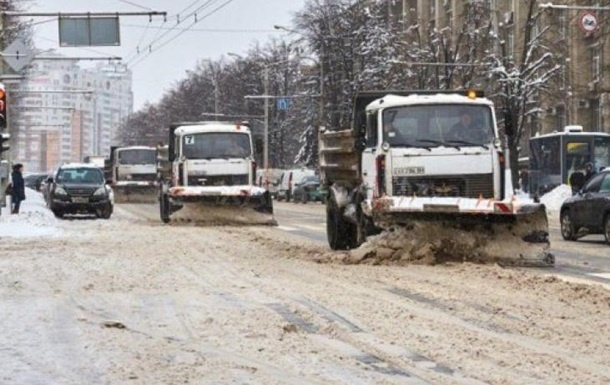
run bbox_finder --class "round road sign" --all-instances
[579,12,598,33]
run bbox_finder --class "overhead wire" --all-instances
[123,0,211,63]
[127,0,233,68]
[115,0,152,11]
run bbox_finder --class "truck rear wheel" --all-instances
[326,193,358,250]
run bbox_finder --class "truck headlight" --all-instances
[55,186,68,196]
[94,187,108,197]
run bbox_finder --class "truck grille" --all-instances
[187,174,249,186]
[65,186,97,197]
[129,173,157,182]
[392,174,494,198]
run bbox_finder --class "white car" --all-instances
[276,168,315,202]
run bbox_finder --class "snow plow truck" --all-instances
[157,121,275,225]
[106,146,158,203]
[319,90,553,266]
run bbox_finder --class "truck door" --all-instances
[581,173,608,229]
[361,112,379,199]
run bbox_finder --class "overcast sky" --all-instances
[26,0,305,110]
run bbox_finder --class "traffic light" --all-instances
[0,84,6,129]
[0,133,9,155]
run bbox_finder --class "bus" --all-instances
[528,126,610,196]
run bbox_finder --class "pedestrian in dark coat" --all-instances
[584,162,596,183]
[10,163,25,214]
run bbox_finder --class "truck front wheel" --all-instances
[326,193,358,250]
[160,190,171,224]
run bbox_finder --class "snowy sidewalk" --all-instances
[0,188,63,239]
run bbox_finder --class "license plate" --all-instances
[73,197,89,203]
[394,166,425,176]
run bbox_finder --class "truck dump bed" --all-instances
[318,129,361,189]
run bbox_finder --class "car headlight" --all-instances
[94,187,108,197]
[55,186,68,195]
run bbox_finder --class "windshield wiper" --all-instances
[416,139,460,150]
[447,140,489,150]
[393,142,431,152]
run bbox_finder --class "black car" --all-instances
[47,164,113,219]
[24,173,49,192]
[560,169,610,244]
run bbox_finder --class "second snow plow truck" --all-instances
[107,146,158,203]
[157,121,275,225]
[319,90,553,266]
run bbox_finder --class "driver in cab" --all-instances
[448,110,486,142]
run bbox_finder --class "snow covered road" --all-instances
[1,196,610,384]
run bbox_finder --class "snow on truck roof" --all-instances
[116,146,155,151]
[366,93,494,111]
[174,123,251,135]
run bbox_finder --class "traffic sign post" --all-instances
[579,12,599,34]
[2,39,34,72]
[276,98,291,111]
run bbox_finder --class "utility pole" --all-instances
[263,68,269,170]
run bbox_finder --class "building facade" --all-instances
[14,57,133,172]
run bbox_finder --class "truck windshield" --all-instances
[118,149,156,165]
[382,104,494,148]
[594,136,610,171]
[57,168,104,185]
[182,133,251,159]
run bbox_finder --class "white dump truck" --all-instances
[157,121,274,225]
[107,146,158,203]
[319,90,552,265]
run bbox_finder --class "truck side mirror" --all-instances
[354,138,366,152]
[46,177,54,183]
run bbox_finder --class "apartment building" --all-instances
[384,0,610,137]
[14,57,133,172]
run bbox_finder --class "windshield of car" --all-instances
[118,149,156,165]
[382,104,494,148]
[594,137,610,171]
[182,133,252,159]
[57,168,104,185]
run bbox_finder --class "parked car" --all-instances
[560,168,610,244]
[292,175,327,203]
[276,168,315,202]
[256,168,284,199]
[46,163,114,219]
[24,173,48,192]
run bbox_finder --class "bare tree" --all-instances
[490,0,561,185]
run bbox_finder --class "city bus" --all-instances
[528,126,610,196]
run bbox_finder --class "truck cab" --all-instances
[360,92,508,202]
[169,122,255,187]
[108,146,158,202]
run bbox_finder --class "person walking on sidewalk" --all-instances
[10,163,25,214]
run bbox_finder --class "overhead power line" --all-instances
[124,0,213,63]
[116,0,152,11]
[128,0,236,68]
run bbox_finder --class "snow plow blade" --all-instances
[370,203,553,267]
[113,185,158,204]
[162,189,276,226]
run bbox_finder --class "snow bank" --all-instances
[0,189,63,239]
[540,184,572,211]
